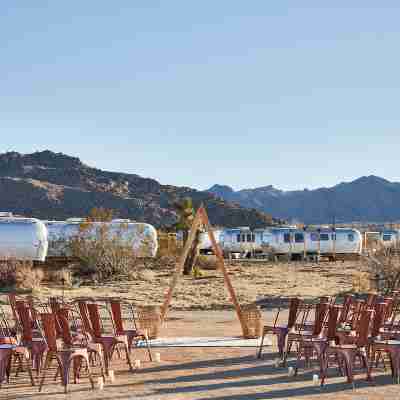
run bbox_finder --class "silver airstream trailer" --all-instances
[199,225,362,259]
[380,230,400,248]
[0,217,48,261]
[45,220,158,258]
[262,227,363,257]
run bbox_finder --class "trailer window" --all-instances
[295,233,304,243]
[310,233,319,241]
[237,234,241,242]
[283,233,291,243]
[247,233,252,242]
[320,233,329,241]
[331,233,337,241]
[348,233,355,242]
[383,234,392,242]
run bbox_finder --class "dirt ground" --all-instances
[37,260,366,308]
[1,310,399,400]
[2,259,393,400]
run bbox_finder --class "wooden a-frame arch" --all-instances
[160,206,250,338]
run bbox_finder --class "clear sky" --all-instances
[1,2,400,191]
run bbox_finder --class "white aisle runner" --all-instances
[136,336,272,348]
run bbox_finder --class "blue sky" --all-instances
[1,1,400,191]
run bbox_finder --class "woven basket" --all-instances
[137,305,162,339]
[242,303,262,339]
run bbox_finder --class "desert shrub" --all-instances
[44,268,73,287]
[157,232,181,257]
[366,244,400,294]
[0,260,43,289]
[352,271,371,293]
[68,223,140,282]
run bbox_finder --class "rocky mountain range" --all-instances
[0,151,276,228]
[207,176,400,224]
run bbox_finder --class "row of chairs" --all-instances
[0,294,153,393]
[258,292,400,386]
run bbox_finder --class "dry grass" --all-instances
[35,260,360,309]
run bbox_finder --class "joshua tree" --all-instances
[173,197,197,275]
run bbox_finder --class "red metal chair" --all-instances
[257,298,301,360]
[38,313,95,394]
[87,303,133,374]
[109,300,152,361]
[57,307,105,375]
[321,309,373,387]
[15,301,47,376]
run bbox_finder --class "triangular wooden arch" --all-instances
[160,206,249,337]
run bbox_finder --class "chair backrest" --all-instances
[49,297,61,314]
[366,293,378,308]
[313,302,330,336]
[57,308,73,346]
[351,299,365,329]
[356,309,373,347]
[383,297,394,321]
[287,298,300,328]
[339,294,354,323]
[78,301,93,335]
[40,313,58,352]
[87,303,102,338]
[15,301,32,342]
[8,293,19,324]
[327,305,340,341]
[110,301,125,335]
[371,302,386,338]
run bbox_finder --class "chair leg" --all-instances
[145,337,153,362]
[124,344,134,372]
[39,353,53,392]
[257,331,266,359]
[24,354,35,386]
[58,354,72,394]
[83,356,95,390]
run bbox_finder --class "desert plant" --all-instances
[173,198,197,275]
[366,243,400,294]
[0,259,43,290]
[68,222,140,282]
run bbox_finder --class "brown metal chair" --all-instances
[110,300,152,361]
[295,303,341,375]
[39,313,95,394]
[57,307,105,375]
[321,309,373,387]
[15,301,47,376]
[87,303,133,374]
[258,297,301,360]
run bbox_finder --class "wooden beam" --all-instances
[160,205,249,338]
[199,207,249,338]
[160,207,203,321]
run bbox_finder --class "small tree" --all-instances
[69,210,141,282]
[173,197,197,275]
[367,243,400,294]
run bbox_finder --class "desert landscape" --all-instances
[37,259,361,310]
[0,259,397,400]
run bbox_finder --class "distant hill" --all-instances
[0,150,277,228]
[207,176,400,224]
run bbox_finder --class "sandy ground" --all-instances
[1,310,399,400]
[2,259,391,400]
[37,260,365,308]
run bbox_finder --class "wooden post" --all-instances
[199,207,249,338]
[160,208,203,321]
[160,206,249,338]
